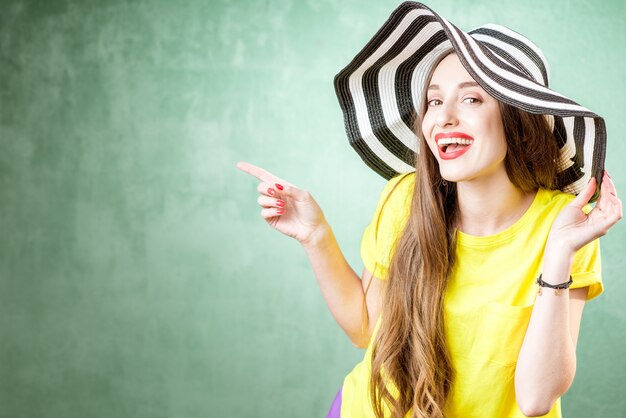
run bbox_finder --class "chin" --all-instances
[439,170,467,183]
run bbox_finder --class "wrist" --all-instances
[536,274,573,295]
[301,222,333,251]
[541,243,574,286]
[545,234,576,256]
[544,234,578,260]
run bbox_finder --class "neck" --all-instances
[454,171,537,236]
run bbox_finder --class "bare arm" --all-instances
[237,161,383,347]
[302,225,384,348]
[360,267,384,343]
[514,252,588,417]
[515,173,622,416]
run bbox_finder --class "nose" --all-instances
[435,101,459,128]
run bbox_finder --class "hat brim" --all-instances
[334,1,605,197]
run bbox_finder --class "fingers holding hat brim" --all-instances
[571,176,598,209]
[596,172,622,217]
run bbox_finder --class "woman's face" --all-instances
[421,53,507,183]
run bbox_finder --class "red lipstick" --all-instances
[434,132,474,141]
[434,132,474,160]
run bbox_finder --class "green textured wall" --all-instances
[1,1,624,417]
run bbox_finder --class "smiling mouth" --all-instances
[436,137,474,160]
[438,138,474,151]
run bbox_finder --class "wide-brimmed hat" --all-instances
[334,1,605,196]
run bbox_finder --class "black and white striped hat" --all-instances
[334,1,605,195]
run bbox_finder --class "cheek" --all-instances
[481,133,507,163]
[477,112,507,158]
[498,138,508,157]
[492,123,508,157]
[487,142,507,163]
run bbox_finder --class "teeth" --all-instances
[437,137,474,146]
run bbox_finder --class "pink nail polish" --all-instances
[276,200,285,207]
[275,183,284,191]
[268,188,275,196]
[276,208,285,215]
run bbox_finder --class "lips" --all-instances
[434,132,475,160]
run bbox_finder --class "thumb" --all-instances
[571,177,597,209]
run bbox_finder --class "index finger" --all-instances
[236,161,279,182]
[601,171,618,197]
[571,176,596,209]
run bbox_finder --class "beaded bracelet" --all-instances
[536,274,573,296]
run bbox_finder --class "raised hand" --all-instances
[548,171,623,253]
[236,161,328,245]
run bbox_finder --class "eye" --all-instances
[463,97,482,104]
[427,99,442,107]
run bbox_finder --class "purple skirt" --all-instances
[327,386,342,418]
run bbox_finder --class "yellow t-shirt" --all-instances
[341,173,602,418]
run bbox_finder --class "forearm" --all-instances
[301,222,368,347]
[515,247,576,416]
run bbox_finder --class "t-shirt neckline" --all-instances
[455,188,545,248]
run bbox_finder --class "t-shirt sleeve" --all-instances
[570,237,602,301]
[360,173,414,280]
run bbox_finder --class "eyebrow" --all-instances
[428,81,480,90]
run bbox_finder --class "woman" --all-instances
[237,3,621,417]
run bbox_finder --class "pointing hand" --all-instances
[236,161,328,246]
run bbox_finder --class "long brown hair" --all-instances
[366,58,560,418]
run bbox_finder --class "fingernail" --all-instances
[276,208,285,215]
[276,199,285,207]
[268,188,276,196]
[275,183,284,191]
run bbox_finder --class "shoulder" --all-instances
[369,172,415,239]
[361,173,415,279]
[538,188,575,205]
[535,188,577,213]
[378,172,415,207]
[537,188,592,214]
